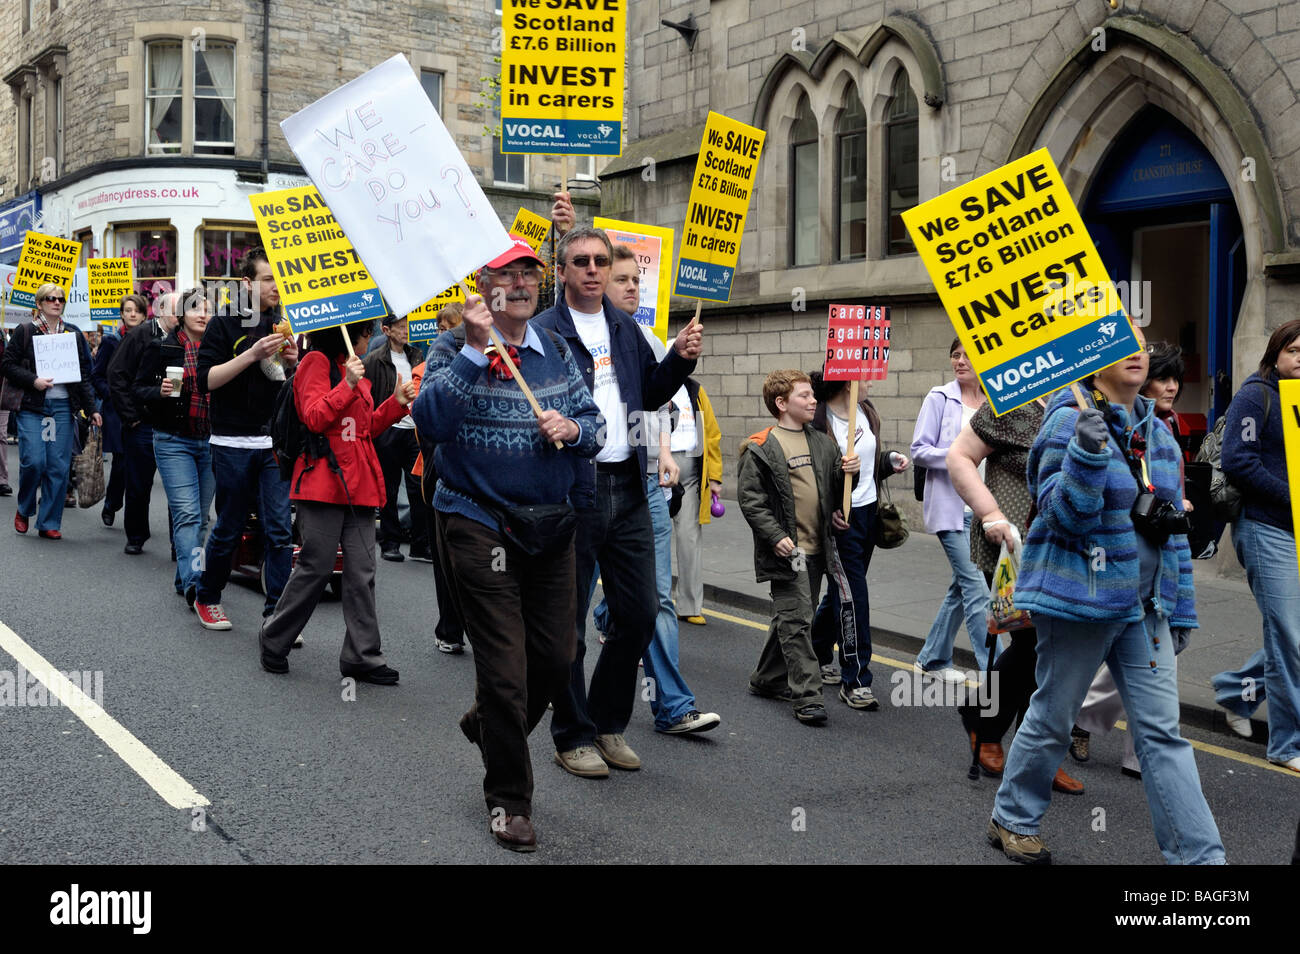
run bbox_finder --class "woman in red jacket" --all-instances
[259,317,416,683]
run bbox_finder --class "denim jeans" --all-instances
[993,612,1225,864]
[153,430,215,596]
[812,502,877,688]
[1217,518,1300,763]
[1212,649,1267,719]
[197,444,293,614]
[550,462,658,752]
[591,475,698,730]
[16,400,74,531]
[918,511,1002,671]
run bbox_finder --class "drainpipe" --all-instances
[260,0,270,177]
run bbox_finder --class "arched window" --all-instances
[836,86,867,261]
[885,70,918,255]
[789,95,819,267]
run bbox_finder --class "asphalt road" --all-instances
[1,489,1296,866]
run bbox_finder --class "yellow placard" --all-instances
[87,258,135,322]
[248,186,386,334]
[501,0,625,156]
[405,275,476,341]
[673,112,765,303]
[1281,379,1300,587]
[510,208,552,252]
[595,217,673,345]
[11,231,82,309]
[903,149,1141,415]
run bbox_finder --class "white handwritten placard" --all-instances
[280,55,513,316]
[33,332,82,384]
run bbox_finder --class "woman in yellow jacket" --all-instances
[672,378,723,624]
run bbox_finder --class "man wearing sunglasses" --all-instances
[533,226,704,779]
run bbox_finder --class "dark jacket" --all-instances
[91,326,125,453]
[132,329,201,437]
[532,294,695,508]
[812,396,897,492]
[107,318,169,428]
[196,309,287,437]
[0,320,96,416]
[737,423,848,583]
[1222,372,1290,532]
[361,341,423,406]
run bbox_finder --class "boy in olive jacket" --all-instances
[739,370,859,725]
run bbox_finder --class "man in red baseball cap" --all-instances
[413,231,600,852]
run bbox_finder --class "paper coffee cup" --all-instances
[166,366,184,397]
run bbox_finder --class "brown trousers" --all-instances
[436,509,576,816]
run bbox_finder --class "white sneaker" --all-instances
[914,661,967,685]
[292,634,304,649]
[661,710,721,734]
[819,664,841,685]
[1223,708,1252,738]
[1269,756,1300,774]
[839,685,880,710]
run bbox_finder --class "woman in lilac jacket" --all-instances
[910,339,1002,680]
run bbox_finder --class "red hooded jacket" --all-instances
[291,349,408,507]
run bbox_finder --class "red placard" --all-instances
[824,303,890,381]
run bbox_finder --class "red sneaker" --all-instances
[195,603,233,631]
[14,513,28,534]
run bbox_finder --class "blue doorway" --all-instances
[1084,108,1245,433]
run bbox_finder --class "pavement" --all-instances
[693,498,1271,739]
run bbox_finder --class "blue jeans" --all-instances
[16,400,75,531]
[993,613,1225,864]
[592,475,697,730]
[153,431,216,596]
[197,444,292,614]
[1216,518,1300,763]
[812,502,877,688]
[918,511,1002,671]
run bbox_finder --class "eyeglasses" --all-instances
[485,267,543,286]
[565,255,611,269]
[42,297,66,304]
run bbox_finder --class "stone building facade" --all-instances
[604,0,1300,520]
[0,0,596,298]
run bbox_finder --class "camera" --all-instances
[1131,493,1191,545]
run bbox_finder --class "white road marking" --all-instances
[0,621,210,810]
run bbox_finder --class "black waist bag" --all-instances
[485,500,577,557]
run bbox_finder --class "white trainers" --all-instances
[819,663,841,685]
[1269,756,1300,774]
[839,685,880,710]
[914,661,967,685]
[292,634,304,649]
[661,710,721,734]
[1223,708,1252,738]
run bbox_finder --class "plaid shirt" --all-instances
[178,330,210,438]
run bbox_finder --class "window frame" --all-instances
[115,221,179,299]
[883,70,919,257]
[145,39,184,155]
[419,68,444,116]
[834,87,867,263]
[192,40,237,156]
[198,222,260,282]
[493,133,528,188]
[787,97,819,268]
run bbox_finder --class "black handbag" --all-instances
[485,499,577,557]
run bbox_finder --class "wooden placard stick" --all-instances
[341,324,355,358]
[1069,382,1088,410]
[687,298,701,330]
[459,281,563,449]
[842,379,859,518]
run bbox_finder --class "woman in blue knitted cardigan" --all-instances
[986,331,1225,866]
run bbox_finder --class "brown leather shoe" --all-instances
[491,813,537,852]
[1052,765,1085,795]
[970,732,1005,776]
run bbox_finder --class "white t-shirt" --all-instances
[389,347,415,429]
[828,407,878,508]
[571,307,630,463]
[669,387,697,454]
[959,402,987,512]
